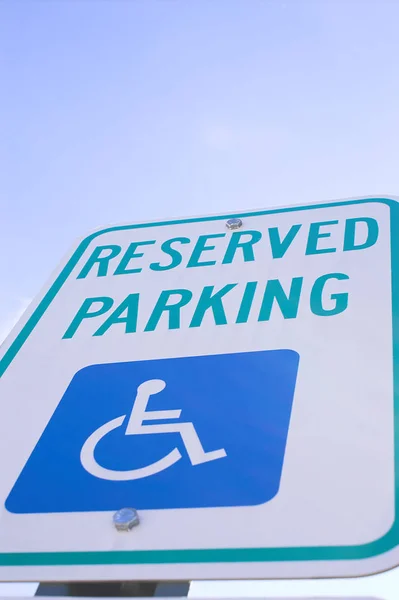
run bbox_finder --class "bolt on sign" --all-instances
[0,197,398,581]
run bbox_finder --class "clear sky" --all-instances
[1,0,399,598]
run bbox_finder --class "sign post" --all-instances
[0,197,399,581]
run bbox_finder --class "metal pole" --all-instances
[35,581,190,597]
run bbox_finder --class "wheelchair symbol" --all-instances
[80,379,227,481]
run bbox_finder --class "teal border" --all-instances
[0,197,397,567]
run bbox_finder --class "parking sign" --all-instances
[0,197,398,581]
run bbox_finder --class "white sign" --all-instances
[0,197,398,581]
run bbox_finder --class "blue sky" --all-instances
[1,0,399,597]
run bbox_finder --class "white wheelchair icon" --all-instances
[80,379,227,481]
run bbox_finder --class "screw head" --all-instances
[226,218,243,230]
[113,508,140,531]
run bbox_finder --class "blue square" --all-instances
[6,349,299,514]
